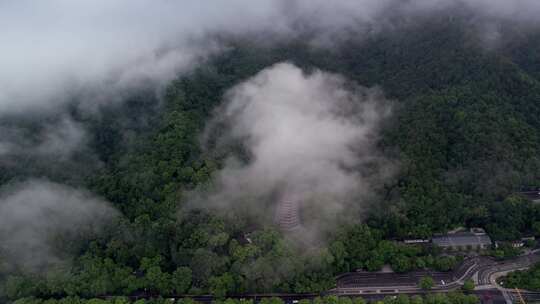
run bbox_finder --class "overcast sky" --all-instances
[2,0,540,115]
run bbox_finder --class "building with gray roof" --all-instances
[432,231,492,251]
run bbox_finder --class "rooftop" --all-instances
[432,232,492,247]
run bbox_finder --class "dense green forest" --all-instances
[3,14,540,302]
[8,292,479,304]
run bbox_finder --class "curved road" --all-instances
[332,251,540,301]
[96,252,540,304]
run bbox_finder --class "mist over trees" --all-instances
[3,2,540,302]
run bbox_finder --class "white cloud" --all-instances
[0,180,119,271]
[193,63,394,239]
[2,0,539,115]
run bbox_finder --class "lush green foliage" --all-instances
[419,277,434,291]
[502,262,540,291]
[462,279,475,293]
[329,225,458,274]
[9,293,479,304]
[2,15,540,302]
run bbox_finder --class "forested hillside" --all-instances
[2,12,540,303]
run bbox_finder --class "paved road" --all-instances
[331,251,540,303]
[98,252,540,304]
[100,293,321,304]
[101,290,509,304]
[507,290,540,303]
[475,253,540,286]
[333,256,489,293]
